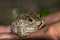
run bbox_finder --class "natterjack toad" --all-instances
[11,11,45,37]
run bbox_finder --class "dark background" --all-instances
[0,0,60,25]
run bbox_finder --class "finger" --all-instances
[43,12,60,24]
[25,29,55,40]
[27,30,47,38]
[47,21,60,40]
[0,25,11,33]
[0,33,18,39]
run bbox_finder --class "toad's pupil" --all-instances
[29,19,32,22]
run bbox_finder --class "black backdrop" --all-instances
[0,0,60,25]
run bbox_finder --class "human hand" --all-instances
[0,11,60,40]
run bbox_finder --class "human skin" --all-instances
[0,11,60,40]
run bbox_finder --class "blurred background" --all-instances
[0,0,60,25]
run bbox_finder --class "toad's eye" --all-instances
[29,18,33,22]
[38,17,40,19]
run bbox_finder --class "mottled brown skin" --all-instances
[11,11,45,37]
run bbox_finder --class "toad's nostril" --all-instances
[29,19,32,22]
